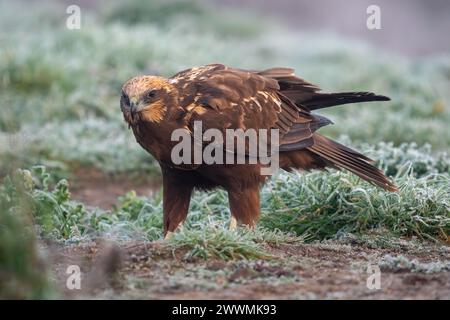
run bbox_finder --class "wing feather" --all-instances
[170,64,332,156]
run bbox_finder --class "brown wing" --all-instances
[171,64,328,155]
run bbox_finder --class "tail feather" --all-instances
[308,134,397,191]
[259,68,394,191]
[301,92,390,111]
[258,67,390,110]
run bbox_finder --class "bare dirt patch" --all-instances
[47,239,449,299]
[69,167,161,209]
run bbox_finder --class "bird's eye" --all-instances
[146,90,156,99]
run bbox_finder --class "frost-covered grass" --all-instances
[260,168,449,241]
[379,254,450,273]
[0,0,449,298]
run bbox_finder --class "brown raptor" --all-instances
[120,64,396,238]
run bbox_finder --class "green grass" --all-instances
[0,169,54,298]
[169,227,272,261]
[260,168,449,241]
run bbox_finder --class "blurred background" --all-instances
[54,0,450,56]
[0,0,449,299]
[215,0,450,57]
[1,0,449,179]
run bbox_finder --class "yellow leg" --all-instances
[229,216,238,231]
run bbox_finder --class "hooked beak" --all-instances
[130,97,139,114]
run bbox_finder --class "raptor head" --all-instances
[120,75,178,125]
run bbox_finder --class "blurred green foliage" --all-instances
[104,0,207,26]
[103,0,263,38]
[0,168,54,298]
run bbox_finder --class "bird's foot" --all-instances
[164,222,184,240]
[229,216,238,231]
[164,231,174,240]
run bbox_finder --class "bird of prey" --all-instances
[120,64,396,238]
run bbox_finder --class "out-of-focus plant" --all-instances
[0,169,54,299]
